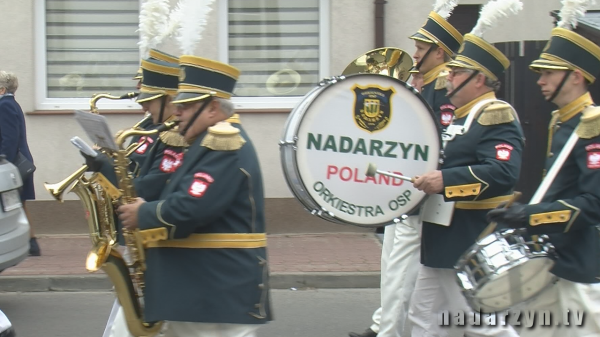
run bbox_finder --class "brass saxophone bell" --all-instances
[86,240,111,272]
[342,47,414,82]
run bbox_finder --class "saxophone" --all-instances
[89,92,139,114]
[44,120,178,337]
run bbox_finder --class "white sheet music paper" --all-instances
[420,194,455,226]
[74,110,117,151]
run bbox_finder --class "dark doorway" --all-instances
[494,41,556,203]
[448,5,480,35]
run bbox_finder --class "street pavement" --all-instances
[0,289,380,337]
[0,232,382,291]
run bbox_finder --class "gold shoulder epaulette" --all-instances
[434,69,449,90]
[159,128,188,147]
[226,113,241,125]
[576,106,600,139]
[201,121,246,151]
[477,103,515,126]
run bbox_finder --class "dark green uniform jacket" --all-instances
[137,122,272,324]
[421,92,524,268]
[94,125,187,244]
[128,115,160,176]
[420,63,455,129]
[521,93,600,284]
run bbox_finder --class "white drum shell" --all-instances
[280,74,442,227]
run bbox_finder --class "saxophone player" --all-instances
[118,56,272,337]
[127,49,181,175]
[84,56,187,337]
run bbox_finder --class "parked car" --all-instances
[0,155,30,272]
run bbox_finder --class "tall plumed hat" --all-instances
[409,0,464,56]
[530,0,600,83]
[134,0,184,80]
[169,0,242,104]
[447,0,523,81]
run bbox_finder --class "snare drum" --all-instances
[455,228,557,313]
[280,74,442,227]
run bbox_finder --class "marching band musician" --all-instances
[117,56,272,337]
[84,57,187,337]
[487,5,600,335]
[408,1,524,336]
[127,49,181,176]
[349,4,463,337]
[409,4,463,129]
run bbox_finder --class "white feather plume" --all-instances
[471,0,524,38]
[433,0,460,20]
[156,1,185,46]
[557,0,595,29]
[138,0,171,58]
[175,0,216,55]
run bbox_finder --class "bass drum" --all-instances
[280,73,442,227]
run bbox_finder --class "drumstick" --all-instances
[477,191,522,241]
[365,163,414,182]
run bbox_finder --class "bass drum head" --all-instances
[281,74,442,227]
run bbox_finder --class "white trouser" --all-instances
[408,266,519,337]
[162,322,260,337]
[518,278,600,337]
[370,215,421,337]
[0,309,12,332]
[103,299,127,337]
[106,305,135,337]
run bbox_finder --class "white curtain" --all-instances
[45,0,140,98]
[228,0,320,97]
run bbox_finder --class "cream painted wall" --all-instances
[6,0,600,201]
[0,0,35,112]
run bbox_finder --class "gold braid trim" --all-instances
[576,106,600,139]
[434,70,449,90]
[159,128,188,147]
[477,103,515,126]
[201,121,246,151]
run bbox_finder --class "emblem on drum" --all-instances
[352,85,396,133]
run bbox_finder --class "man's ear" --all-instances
[435,46,445,61]
[571,69,586,85]
[207,99,220,117]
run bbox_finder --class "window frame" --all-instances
[218,0,330,111]
[34,0,143,111]
[34,0,330,111]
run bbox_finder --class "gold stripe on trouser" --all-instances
[143,233,267,249]
[454,195,514,210]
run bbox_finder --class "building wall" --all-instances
[2,0,600,203]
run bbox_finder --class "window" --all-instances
[36,0,141,110]
[221,0,330,109]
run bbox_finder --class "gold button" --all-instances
[548,152,554,158]
[258,283,265,289]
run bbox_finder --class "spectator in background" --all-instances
[0,71,40,256]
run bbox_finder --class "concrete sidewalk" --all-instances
[0,233,382,292]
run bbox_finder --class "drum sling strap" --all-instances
[529,130,579,204]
